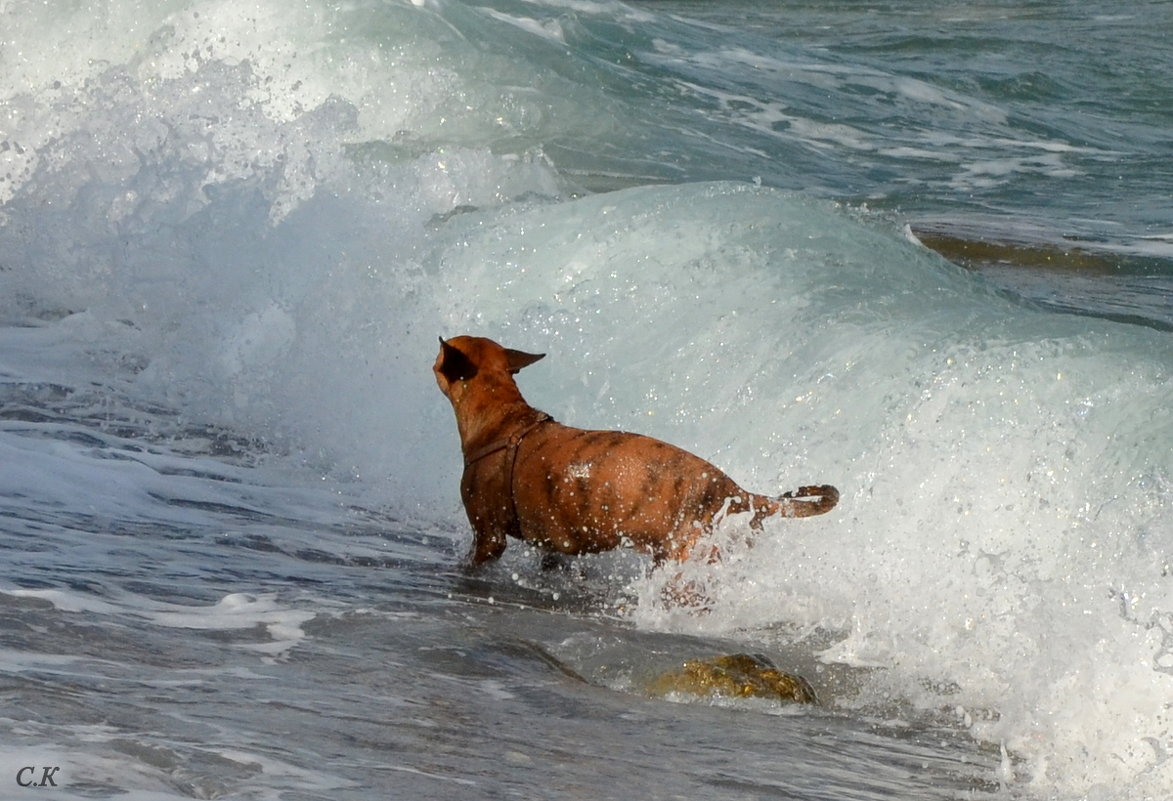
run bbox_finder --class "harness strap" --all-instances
[462,413,552,540]
[462,412,552,469]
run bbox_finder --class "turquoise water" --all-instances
[1,1,1171,799]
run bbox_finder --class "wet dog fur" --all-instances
[434,335,838,568]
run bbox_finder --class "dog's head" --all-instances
[434,336,545,403]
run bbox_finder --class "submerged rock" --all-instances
[647,653,817,705]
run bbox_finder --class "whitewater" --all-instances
[2,0,1171,799]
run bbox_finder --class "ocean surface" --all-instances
[1,0,1171,798]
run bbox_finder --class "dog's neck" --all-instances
[447,379,545,458]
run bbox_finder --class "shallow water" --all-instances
[0,390,1004,800]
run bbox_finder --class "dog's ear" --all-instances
[506,349,545,374]
[437,337,478,382]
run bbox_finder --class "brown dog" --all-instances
[434,335,838,568]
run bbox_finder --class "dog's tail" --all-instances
[764,484,839,519]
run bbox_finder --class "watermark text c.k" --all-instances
[16,766,60,788]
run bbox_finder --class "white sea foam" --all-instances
[3,587,314,661]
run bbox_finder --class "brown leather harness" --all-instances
[462,412,552,470]
[462,413,552,536]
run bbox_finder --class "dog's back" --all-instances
[509,422,774,562]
